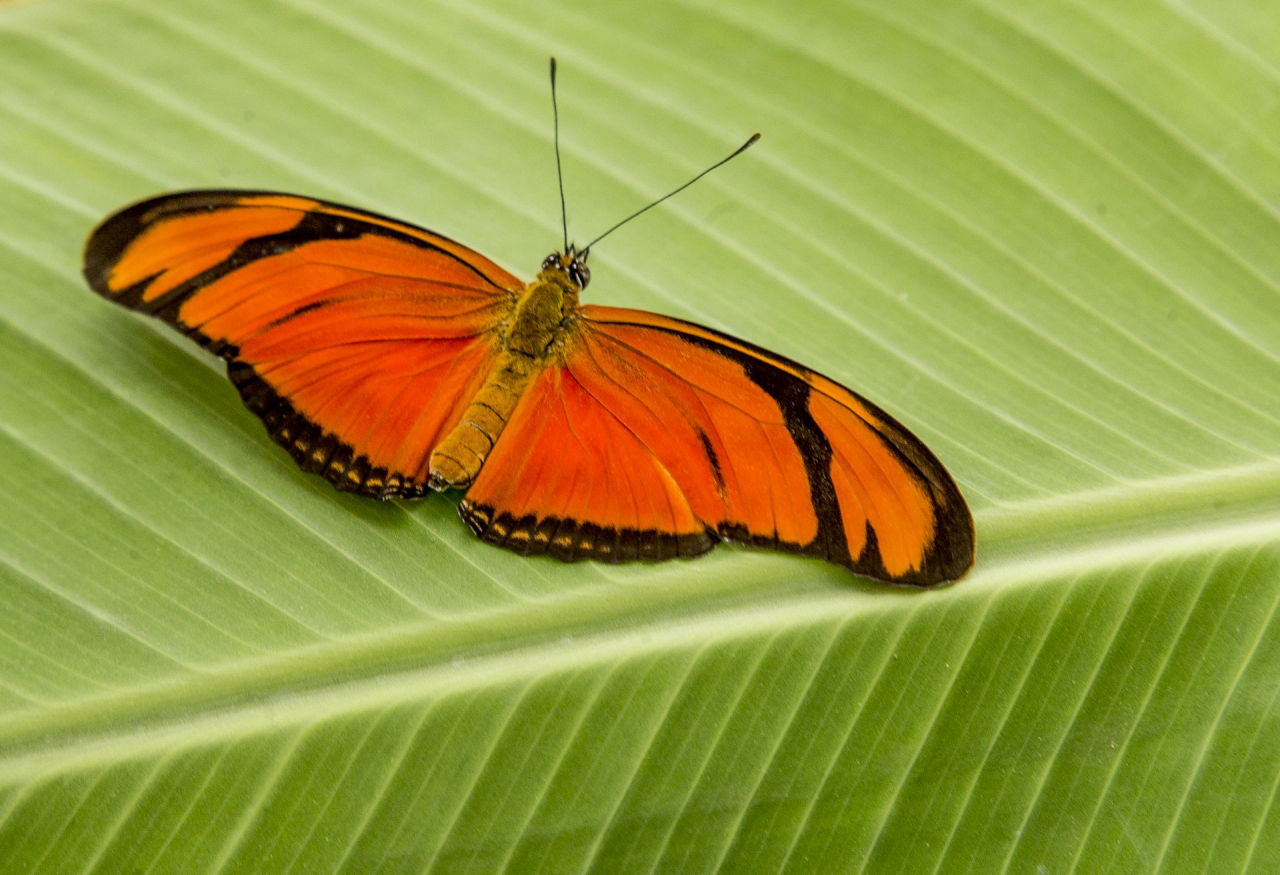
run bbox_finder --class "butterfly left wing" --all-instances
[84,190,520,498]
[459,306,973,586]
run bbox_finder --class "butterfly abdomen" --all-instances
[428,351,536,489]
[429,274,578,490]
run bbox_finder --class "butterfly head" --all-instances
[540,245,591,290]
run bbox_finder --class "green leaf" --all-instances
[1,0,1278,872]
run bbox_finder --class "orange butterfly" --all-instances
[83,61,973,586]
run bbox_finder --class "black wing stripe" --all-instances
[84,189,516,306]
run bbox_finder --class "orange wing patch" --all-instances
[84,190,516,497]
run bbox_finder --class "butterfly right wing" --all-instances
[458,306,973,585]
[84,190,520,498]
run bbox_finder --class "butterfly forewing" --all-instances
[83,190,517,497]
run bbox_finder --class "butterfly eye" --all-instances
[569,261,590,289]
[542,254,559,271]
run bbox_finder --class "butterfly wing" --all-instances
[84,190,520,498]
[459,306,973,586]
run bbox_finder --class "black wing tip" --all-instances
[833,395,976,587]
[868,518,975,589]
[82,190,259,302]
[915,453,978,587]
[841,475,975,589]
[925,494,977,586]
[83,196,154,300]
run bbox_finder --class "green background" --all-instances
[1,0,1278,872]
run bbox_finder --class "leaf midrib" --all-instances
[1,458,1277,777]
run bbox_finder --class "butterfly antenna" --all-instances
[583,133,760,254]
[550,57,569,253]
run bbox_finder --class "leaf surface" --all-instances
[1,0,1278,872]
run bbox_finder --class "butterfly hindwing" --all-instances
[460,306,974,586]
[457,361,718,562]
[83,189,518,498]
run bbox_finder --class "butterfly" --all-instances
[82,61,973,586]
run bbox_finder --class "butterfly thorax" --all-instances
[504,268,580,358]
[427,265,582,491]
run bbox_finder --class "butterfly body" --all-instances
[85,190,974,586]
[429,256,583,489]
